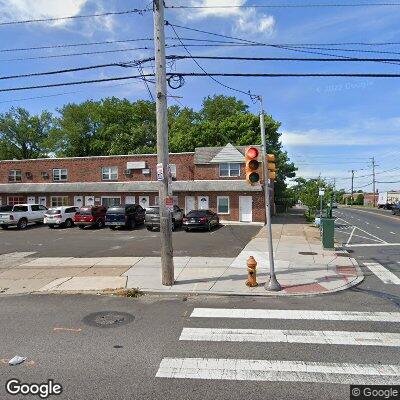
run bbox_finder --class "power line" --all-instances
[0,74,155,93]
[169,72,400,77]
[167,23,257,99]
[285,45,400,56]
[0,9,150,26]
[0,46,154,62]
[376,180,400,183]
[166,3,400,9]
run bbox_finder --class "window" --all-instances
[101,197,121,207]
[7,196,25,206]
[169,164,177,179]
[219,163,240,177]
[51,196,70,207]
[8,170,22,182]
[13,205,28,212]
[53,169,68,181]
[217,196,230,214]
[102,166,118,181]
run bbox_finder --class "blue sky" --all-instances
[0,0,400,192]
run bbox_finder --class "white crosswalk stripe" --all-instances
[180,328,400,347]
[156,308,400,385]
[156,358,400,385]
[364,262,400,285]
[190,308,400,322]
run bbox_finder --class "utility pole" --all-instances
[259,96,281,292]
[371,157,376,207]
[350,169,355,206]
[153,0,174,285]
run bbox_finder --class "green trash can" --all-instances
[320,217,335,249]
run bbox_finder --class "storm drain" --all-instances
[298,252,318,256]
[82,311,135,328]
[336,253,351,257]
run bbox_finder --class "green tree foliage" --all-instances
[0,107,53,160]
[355,193,364,205]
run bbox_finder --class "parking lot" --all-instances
[0,223,261,258]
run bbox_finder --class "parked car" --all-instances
[106,204,146,229]
[145,205,184,231]
[0,205,12,212]
[74,206,107,229]
[44,206,79,228]
[182,209,219,232]
[392,203,400,215]
[0,204,47,230]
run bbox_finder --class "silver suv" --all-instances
[145,205,184,231]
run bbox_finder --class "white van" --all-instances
[44,206,79,228]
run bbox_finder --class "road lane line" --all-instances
[363,262,400,285]
[335,217,387,243]
[179,328,400,347]
[390,232,396,235]
[346,227,356,245]
[190,308,400,322]
[156,358,400,384]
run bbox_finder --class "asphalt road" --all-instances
[333,207,400,299]
[0,292,399,400]
[0,223,260,258]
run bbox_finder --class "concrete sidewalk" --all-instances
[0,211,363,297]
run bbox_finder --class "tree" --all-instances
[0,107,53,160]
[355,193,364,205]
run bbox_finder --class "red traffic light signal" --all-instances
[245,147,261,185]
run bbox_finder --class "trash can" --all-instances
[320,217,335,249]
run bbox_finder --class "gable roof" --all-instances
[209,143,244,163]
[194,144,262,164]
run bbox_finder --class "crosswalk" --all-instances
[156,307,400,386]
[363,262,400,285]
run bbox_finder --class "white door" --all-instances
[185,196,195,214]
[38,196,47,207]
[239,196,253,222]
[139,196,149,209]
[198,196,209,210]
[125,196,135,205]
[85,196,95,206]
[27,196,36,204]
[74,196,83,207]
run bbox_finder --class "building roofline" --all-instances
[0,151,195,163]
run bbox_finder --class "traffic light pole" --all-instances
[153,0,174,286]
[258,96,281,292]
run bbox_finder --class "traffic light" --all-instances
[245,147,261,185]
[267,154,277,181]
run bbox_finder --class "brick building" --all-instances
[0,144,273,223]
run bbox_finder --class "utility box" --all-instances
[321,217,335,249]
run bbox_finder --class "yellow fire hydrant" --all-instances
[246,256,258,287]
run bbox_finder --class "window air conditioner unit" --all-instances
[142,168,151,175]
[41,171,49,179]
[123,169,133,176]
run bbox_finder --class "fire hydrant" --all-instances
[246,256,258,287]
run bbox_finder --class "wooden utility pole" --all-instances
[371,157,376,207]
[259,96,281,291]
[153,0,174,285]
[350,169,355,205]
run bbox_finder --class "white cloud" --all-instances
[281,118,400,147]
[177,0,275,36]
[0,0,88,27]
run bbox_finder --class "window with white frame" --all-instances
[7,196,25,206]
[51,196,70,207]
[219,163,240,177]
[8,170,22,182]
[101,197,121,207]
[217,196,230,214]
[53,169,68,181]
[102,166,118,181]
[169,164,177,179]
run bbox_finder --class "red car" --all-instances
[74,206,107,229]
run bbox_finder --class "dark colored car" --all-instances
[182,209,219,232]
[0,205,12,212]
[145,205,184,231]
[74,206,107,229]
[106,204,146,229]
[392,203,400,215]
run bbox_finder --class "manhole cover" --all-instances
[82,311,134,328]
[336,253,350,257]
[298,252,318,256]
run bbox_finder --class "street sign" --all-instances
[157,163,164,181]
[319,189,325,196]
[166,196,174,211]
